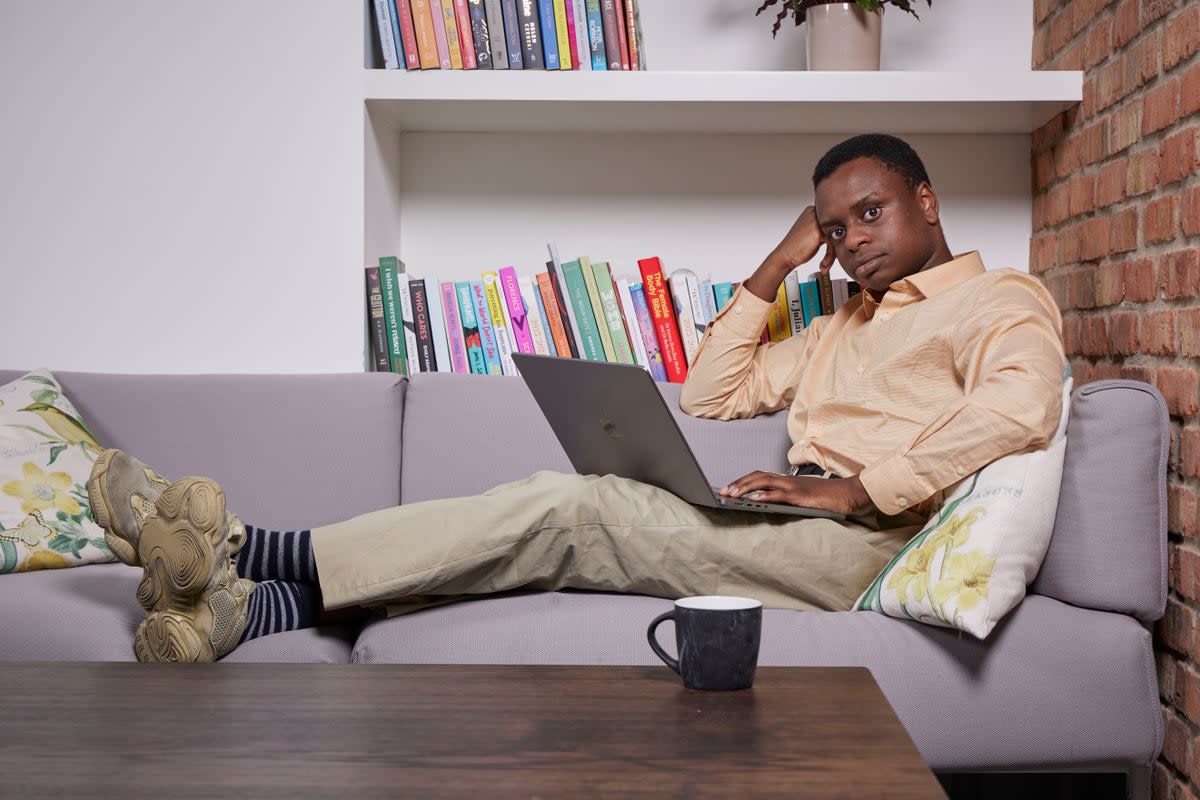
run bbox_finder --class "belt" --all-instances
[789,462,836,479]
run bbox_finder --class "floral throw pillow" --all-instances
[853,378,1074,639]
[0,370,114,572]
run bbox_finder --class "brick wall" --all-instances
[1031,0,1199,796]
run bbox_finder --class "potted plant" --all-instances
[755,0,932,71]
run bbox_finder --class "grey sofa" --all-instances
[0,370,1166,794]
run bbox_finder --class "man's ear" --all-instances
[917,182,939,225]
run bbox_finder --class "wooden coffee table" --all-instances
[6,663,945,798]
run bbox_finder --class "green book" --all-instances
[799,279,822,327]
[579,256,616,361]
[590,260,634,364]
[559,259,606,361]
[378,256,408,375]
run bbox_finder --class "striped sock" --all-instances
[239,580,321,643]
[235,525,318,583]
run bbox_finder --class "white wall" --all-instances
[1,0,1034,373]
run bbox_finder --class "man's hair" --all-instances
[812,134,931,191]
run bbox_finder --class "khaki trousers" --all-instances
[310,471,925,616]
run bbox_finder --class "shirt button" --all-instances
[796,438,809,447]
[956,465,965,475]
[734,305,743,315]
[856,365,865,374]
[879,312,890,321]
[898,497,908,507]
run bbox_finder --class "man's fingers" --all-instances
[819,244,836,275]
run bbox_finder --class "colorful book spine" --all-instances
[398,276,422,370]
[800,279,822,327]
[379,257,409,375]
[616,277,650,371]
[831,277,850,311]
[814,271,835,316]
[613,0,629,69]
[584,0,606,70]
[499,266,535,354]
[374,0,401,69]
[563,0,580,69]
[553,0,573,68]
[668,270,700,364]
[537,271,573,358]
[393,0,422,68]
[425,283,452,372]
[560,259,606,361]
[713,281,734,312]
[699,279,717,329]
[410,0,442,68]
[454,0,479,68]
[592,261,635,364]
[365,267,391,372]
[599,0,621,70]
[483,272,517,375]
[500,0,524,67]
[569,0,591,70]
[519,275,552,356]
[637,257,688,383]
[439,0,465,68]
[409,278,438,371]
[517,0,545,68]
[622,0,638,70]
[785,269,805,335]
[440,281,471,373]
[455,281,487,374]
[579,256,616,361]
[632,0,645,69]
[467,0,492,68]
[628,281,667,381]
[767,282,790,342]
[548,244,582,356]
[537,0,560,68]
[470,280,504,375]
[484,0,508,68]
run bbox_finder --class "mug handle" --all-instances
[647,610,680,674]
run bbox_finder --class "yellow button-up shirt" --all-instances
[679,252,1067,516]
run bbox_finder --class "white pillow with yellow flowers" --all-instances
[0,370,114,573]
[854,378,1073,639]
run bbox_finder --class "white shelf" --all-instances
[364,70,1082,135]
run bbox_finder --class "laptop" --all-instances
[511,353,845,520]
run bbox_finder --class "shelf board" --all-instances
[364,70,1081,135]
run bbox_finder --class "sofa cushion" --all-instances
[351,590,1159,771]
[0,371,406,530]
[0,370,113,572]
[1032,380,1168,623]
[853,380,1073,639]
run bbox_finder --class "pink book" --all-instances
[563,0,580,70]
[393,0,421,69]
[440,281,471,373]
[430,0,453,69]
[499,266,536,354]
[453,0,478,69]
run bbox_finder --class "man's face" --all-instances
[814,156,941,294]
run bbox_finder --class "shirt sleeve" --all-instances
[679,285,825,420]
[858,277,1067,515]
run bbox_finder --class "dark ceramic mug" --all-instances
[647,596,763,691]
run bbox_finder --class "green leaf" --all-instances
[31,389,60,405]
[57,510,69,521]
[48,443,67,465]
[0,540,18,573]
[24,375,57,387]
[48,534,74,553]
[91,538,112,555]
[4,423,56,440]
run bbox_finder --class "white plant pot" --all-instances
[806,3,883,71]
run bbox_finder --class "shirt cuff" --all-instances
[858,455,929,516]
[709,285,774,341]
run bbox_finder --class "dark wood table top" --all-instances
[3,663,945,799]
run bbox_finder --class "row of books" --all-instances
[373,0,645,72]
[365,247,860,383]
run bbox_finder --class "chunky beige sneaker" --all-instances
[87,449,170,567]
[132,476,255,662]
[89,449,247,567]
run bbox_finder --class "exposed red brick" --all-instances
[1127,147,1161,197]
[1113,0,1140,47]
[1034,149,1056,192]
[1143,309,1177,355]
[1035,0,1058,27]
[1128,30,1163,91]
[1054,134,1083,180]
[1060,221,1084,264]
[1051,40,1084,71]
[1184,184,1200,237]
[1079,118,1109,165]
[1061,312,1081,352]
[1033,112,1068,155]
[1033,23,1053,69]
[1165,4,1200,70]
[1145,195,1181,244]
[1047,273,1071,310]
[1154,761,1172,800]
[1108,102,1143,154]
[1096,55,1128,111]
[1182,60,1200,118]
[1144,77,1182,135]
[1162,249,1200,300]
[1033,193,1049,231]
[1124,255,1158,301]
[1047,183,1071,226]
[1159,365,1200,417]
[1142,0,1176,25]
[1096,161,1126,207]
[1160,597,1197,658]
[1083,15,1114,68]
[1050,8,1077,54]
[1169,480,1199,539]
[1111,207,1142,254]
[1161,650,1180,701]
[1080,314,1110,354]
[1095,260,1125,305]
[1164,706,1194,771]
[1180,306,1200,358]
[1109,309,1141,353]
[1030,233,1058,273]
[1182,425,1200,480]
[1068,174,1097,217]
[1160,128,1200,187]
[1177,542,1200,597]
[1069,263,1098,308]
[1080,216,1112,261]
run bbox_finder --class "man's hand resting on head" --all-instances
[719,472,875,517]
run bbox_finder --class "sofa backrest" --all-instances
[0,370,406,530]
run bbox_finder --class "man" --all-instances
[90,134,1067,662]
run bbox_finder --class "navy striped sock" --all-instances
[239,580,321,643]
[235,526,318,583]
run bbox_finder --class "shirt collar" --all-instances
[858,251,986,319]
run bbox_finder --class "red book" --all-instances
[453,0,478,69]
[613,0,630,70]
[393,0,421,68]
[564,0,581,70]
[637,257,688,383]
[623,0,638,71]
